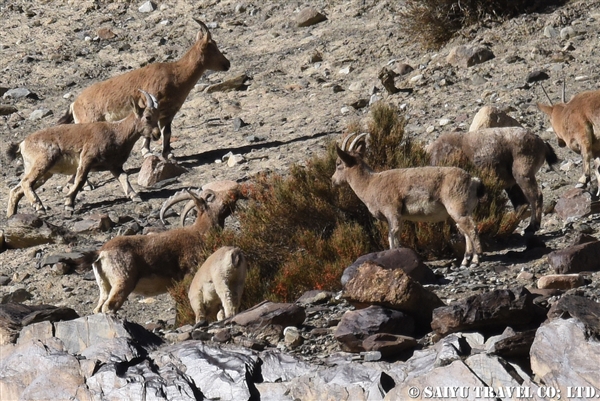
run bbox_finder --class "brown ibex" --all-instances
[7,90,160,217]
[81,187,240,314]
[58,20,230,160]
[332,133,484,267]
[427,127,558,233]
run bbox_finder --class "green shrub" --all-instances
[400,0,569,49]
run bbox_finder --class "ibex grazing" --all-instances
[427,127,558,233]
[332,133,484,267]
[6,90,160,217]
[188,246,247,324]
[538,86,600,193]
[58,19,230,160]
[82,188,239,314]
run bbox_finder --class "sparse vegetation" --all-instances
[170,102,518,325]
[400,0,569,49]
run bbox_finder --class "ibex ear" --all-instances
[187,189,208,213]
[537,103,554,117]
[336,145,357,167]
[354,142,367,157]
[131,97,143,118]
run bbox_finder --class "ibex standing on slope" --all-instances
[332,133,484,267]
[58,20,230,160]
[80,187,240,314]
[538,85,600,194]
[6,90,160,217]
[427,127,558,233]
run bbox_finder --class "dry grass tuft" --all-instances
[400,0,569,49]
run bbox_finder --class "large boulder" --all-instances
[342,261,444,330]
[341,248,436,287]
[547,240,600,274]
[531,317,600,394]
[334,305,415,352]
[431,287,546,337]
[0,303,78,345]
[469,105,522,132]
[447,45,495,68]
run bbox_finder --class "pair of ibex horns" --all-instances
[539,80,566,106]
[340,132,370,152]
[138,89,158,109]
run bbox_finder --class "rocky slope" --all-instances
[2,0,600,385]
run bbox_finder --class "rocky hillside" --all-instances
[2,0,600,399]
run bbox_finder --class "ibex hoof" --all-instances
[162,153,176,163]
[64,205,74,212]
[193,319,208,329]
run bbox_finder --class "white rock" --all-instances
[369,94,381,106]
[544,26,558,38]
[227,154,245,167]
[439,118,451,126]
[138,1,155,13]
[560,27,576,40]
[339,65,352,75]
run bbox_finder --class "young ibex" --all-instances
[538,86,600,194]
[188,246,247,324]
[6,90,160,218]
[332,133,484,267]
[85,187,239,314]
[58,19,231,160]
[427,127,558,233]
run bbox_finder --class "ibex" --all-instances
[427,127,558,233]
[58,19,230,160]
[538,84,600,194]
[6,90,160,217]
[80,187,239,314]
[188,246,247,324]
[332,133,484,267]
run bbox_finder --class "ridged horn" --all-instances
[348,133,369,152]
[193,18,211,40]
[138,89,157,109]
[539,82,553,106]
[180,199,197,227]
[561,79,566,104]
[159,188,201,224]
[341,132,358,151]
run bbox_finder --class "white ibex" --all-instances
[188,246,247,324]
[427,127,558,233]
[538,84,600,194]
[80,187,240,314]
[58,19,230,160]
[6,90,160,217]
[332,133,484,267]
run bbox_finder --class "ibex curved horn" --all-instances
[138,89,158,109]
[341,132,358,151]
[539,82,553,106]
[562,79,566,104]
[348,133,370,152]
[160,188,202,224]
[193,18,211,40]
